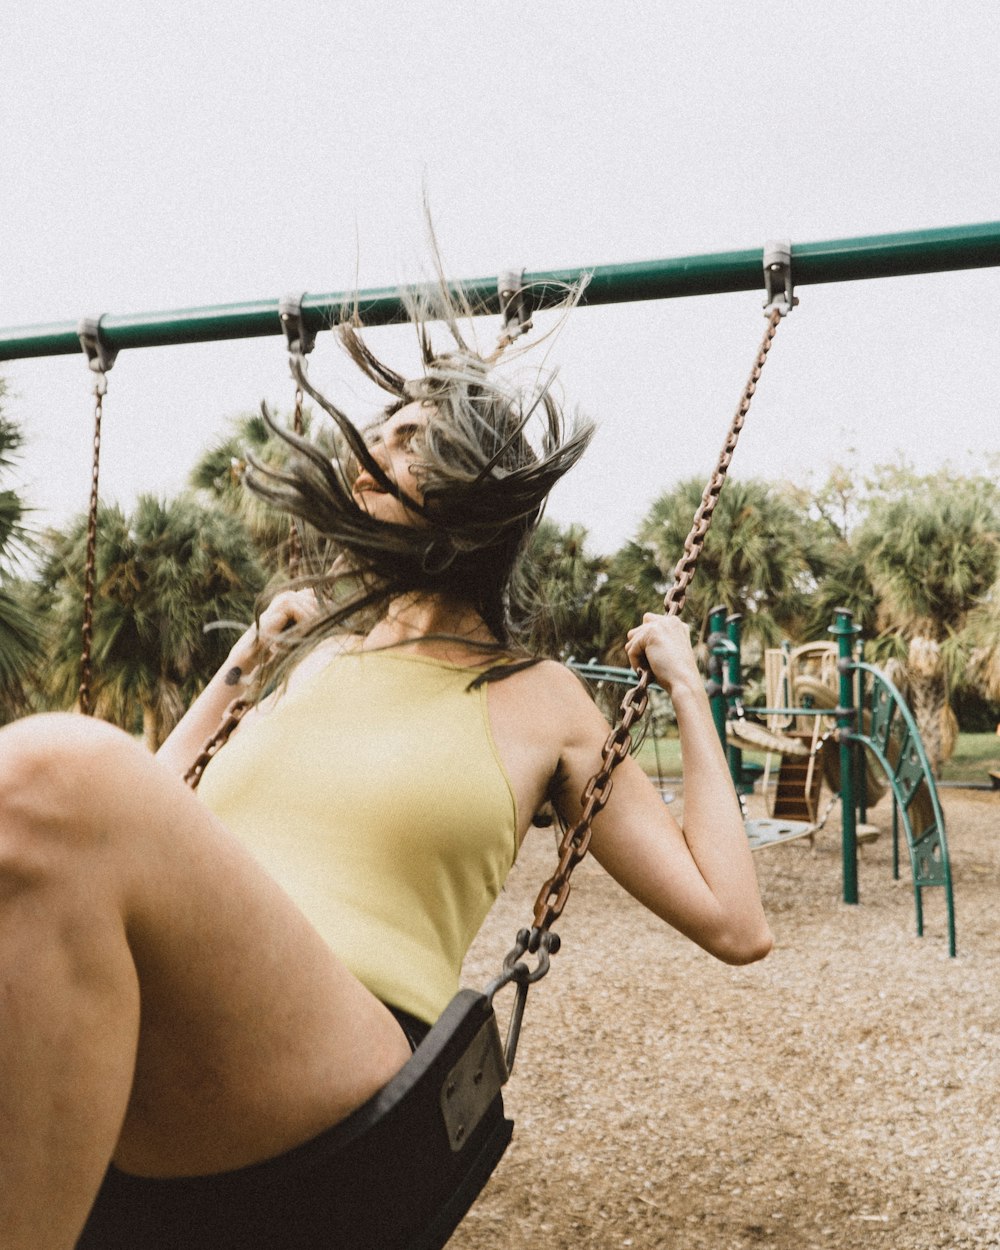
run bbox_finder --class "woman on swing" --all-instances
[0,280,772,1249]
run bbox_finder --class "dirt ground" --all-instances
[451,787,1000,1250]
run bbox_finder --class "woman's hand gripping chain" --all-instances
[624,612,703,701]
[225,590,322,686]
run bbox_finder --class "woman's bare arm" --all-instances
[156,590,320,775]
[551,614,773,965]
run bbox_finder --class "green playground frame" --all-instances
[710,606,955,955]
[1,221,999,361]
[573,606,956,956]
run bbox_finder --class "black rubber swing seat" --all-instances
[77,990,513,1250]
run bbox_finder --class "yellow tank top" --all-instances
[197,649,519,1025]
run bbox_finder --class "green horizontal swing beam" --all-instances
[2,221,999,363]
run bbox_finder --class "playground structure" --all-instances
[710,606,954,955]
[572,604,956,957]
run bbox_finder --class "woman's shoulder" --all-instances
[525,657,590,690]
[494,657,604,719]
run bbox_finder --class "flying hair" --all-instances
[245,255,594,682]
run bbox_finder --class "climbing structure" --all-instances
[712,608,956,955]
[847,658,956,955]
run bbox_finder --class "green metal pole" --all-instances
[830,608,862,904]
[854,639,869,824]
[706,606,729,754]
[725,613,744,790]
[2,221,1000,362]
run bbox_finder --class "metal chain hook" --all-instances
[495,268,533,353]
[763,240,798,317]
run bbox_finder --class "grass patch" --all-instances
[632,731,1000,785]
[941,732,1000,783]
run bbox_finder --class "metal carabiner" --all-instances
[497,268,533,344]
[77,316,118,394]
[762,240,798,317]
[484,927,561,1073]
[279,292,318,359]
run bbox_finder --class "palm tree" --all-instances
[522,519,607,661]
[33,493,266,749]
[0,397,43,721]
[190,407,336,576]
[851,475,1000,773]
[962,586,1000,706]
[636,477,829,650]
[804,542,880,643]
[596,539,667,666]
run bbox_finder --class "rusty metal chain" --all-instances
[186,299,313,784]
[287,381,305,577]
[280,298,315,580]
[662,307,783,616]
[530,306,785,935]
[78,384,104,715]
[184,696,252,789]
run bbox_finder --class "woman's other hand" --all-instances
[229,590,321,675]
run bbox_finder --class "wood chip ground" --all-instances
[452,787,1000,1250]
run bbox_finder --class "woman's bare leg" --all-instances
[0,713,412,1250]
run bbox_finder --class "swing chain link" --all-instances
[280,294,317,578]
[184,295,316,782]
[663,307,783,615]
[526,307,785,939]
[76,317,118,716]
[485,926,562,1073]
[78,386,103,716]
[287,376,306,577]
[183,696,252,789]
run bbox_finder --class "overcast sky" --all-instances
[2,2,998,555]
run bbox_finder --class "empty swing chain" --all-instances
[184,296,319,788]
[280,294,317,579]
[287,379,306,576]
[489,305,788,1068]
[77,318,118,716]
[78,390,103,715]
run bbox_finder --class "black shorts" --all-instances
[385,1002,432,1052]
[76,1002,433,1249]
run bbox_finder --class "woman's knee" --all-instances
[0,713,137,853]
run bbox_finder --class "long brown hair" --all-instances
[246,272,594,677]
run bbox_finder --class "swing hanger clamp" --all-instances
[484,926,561,1074]
[77,316,118,395]
[487,926,561,995]
[497,268,533,346]
[762,240,798,317]
[279,292,318,359]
